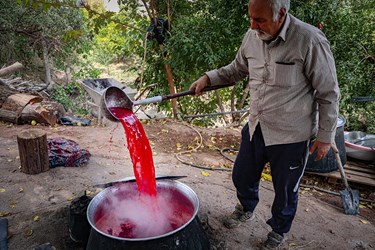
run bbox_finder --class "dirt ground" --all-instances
[1,118,375,250]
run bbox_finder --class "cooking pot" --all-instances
[86,179,210,250]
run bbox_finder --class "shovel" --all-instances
[331,141,360,215]
[101,84,233,122]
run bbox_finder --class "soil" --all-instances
[1,118,375,250]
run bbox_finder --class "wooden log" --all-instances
[0,108,18,123]
[0,62,24,77]
[21,101,65,125]
[17,129,49,174]
[2,93,43,114]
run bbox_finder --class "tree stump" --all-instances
[17,129,49,174]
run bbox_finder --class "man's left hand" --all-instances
[309,140,331,161]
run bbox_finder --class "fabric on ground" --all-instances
[48,138,90,168]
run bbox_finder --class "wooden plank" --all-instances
[344,169,375,180]
[306,170,375,187]
[345,165,375,175]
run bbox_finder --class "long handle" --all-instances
[133,83,233,106]
[162,83,233,101]
[331,141,350,189]
[93,175,187,189]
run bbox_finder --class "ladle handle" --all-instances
[162,83,233,101]
[133,83,233,106]
[133,96,163,106]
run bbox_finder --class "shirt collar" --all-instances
[278,13,290,41]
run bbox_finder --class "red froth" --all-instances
[94,185,194,238]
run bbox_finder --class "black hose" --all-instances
[351,96,374,103]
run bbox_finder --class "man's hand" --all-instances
[309,140,331,161]
[189,75,210,96]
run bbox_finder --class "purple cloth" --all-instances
[48,138,90,168]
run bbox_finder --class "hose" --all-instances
[174,123,232,172]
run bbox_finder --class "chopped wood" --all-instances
[1,93,43,114]
[21,101,65,125]
[0,62,24,77]
[0,108,19,123]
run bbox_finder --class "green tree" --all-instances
[290,0,375,132]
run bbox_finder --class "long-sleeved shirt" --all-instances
[206,14,340,146]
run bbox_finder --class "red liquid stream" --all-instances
[109,107,156,196]
[94,107,194,238]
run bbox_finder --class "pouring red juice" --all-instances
[93,107,194,238]
[109,107,156,196]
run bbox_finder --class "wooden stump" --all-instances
[17,129,49,174]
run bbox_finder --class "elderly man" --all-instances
[190,0,340,249]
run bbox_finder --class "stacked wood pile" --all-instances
[0,62,65,125]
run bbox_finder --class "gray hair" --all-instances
[267,0,290,21]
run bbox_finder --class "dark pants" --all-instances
[232,123,309,235]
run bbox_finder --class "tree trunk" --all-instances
[215,90,228,125]
[41,39,53,90]
[163,62,178,118]
[17,129,49,174]
[232,82,250,123]
[0,62,24,77]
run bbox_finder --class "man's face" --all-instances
[248,0,285,41]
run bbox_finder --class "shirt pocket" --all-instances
[273,62,298,88]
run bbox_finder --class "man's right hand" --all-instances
[189,75,210,96]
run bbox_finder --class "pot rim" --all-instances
[87,179,199,241]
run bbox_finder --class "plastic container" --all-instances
[306,115,347,173]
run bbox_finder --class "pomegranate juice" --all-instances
[109,107,156,196]
[94,107,193,238]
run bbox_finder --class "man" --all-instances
[189,0,340,249]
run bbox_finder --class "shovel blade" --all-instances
[339,189,360,215]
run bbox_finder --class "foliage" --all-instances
[0,0,89,73]
[136,0,249,124]
[290,0,375,132]
[1,0,373,132]
[138,0,374,131]
[51,82,88,114]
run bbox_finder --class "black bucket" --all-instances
[69,194,92,245]
[306,115,347,173]
[86,180,210,250]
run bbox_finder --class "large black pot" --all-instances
[306,115,346,173]
[86,180,210,250]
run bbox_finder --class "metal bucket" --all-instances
[306,115,347,173]
[86,179,210,250]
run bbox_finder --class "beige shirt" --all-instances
[206,14,340,146]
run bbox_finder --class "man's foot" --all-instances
[223,204,254,229]
[260,231,284,249]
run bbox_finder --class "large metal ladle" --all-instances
[101,84,233,122]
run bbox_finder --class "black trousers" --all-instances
[233,123,310,235]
